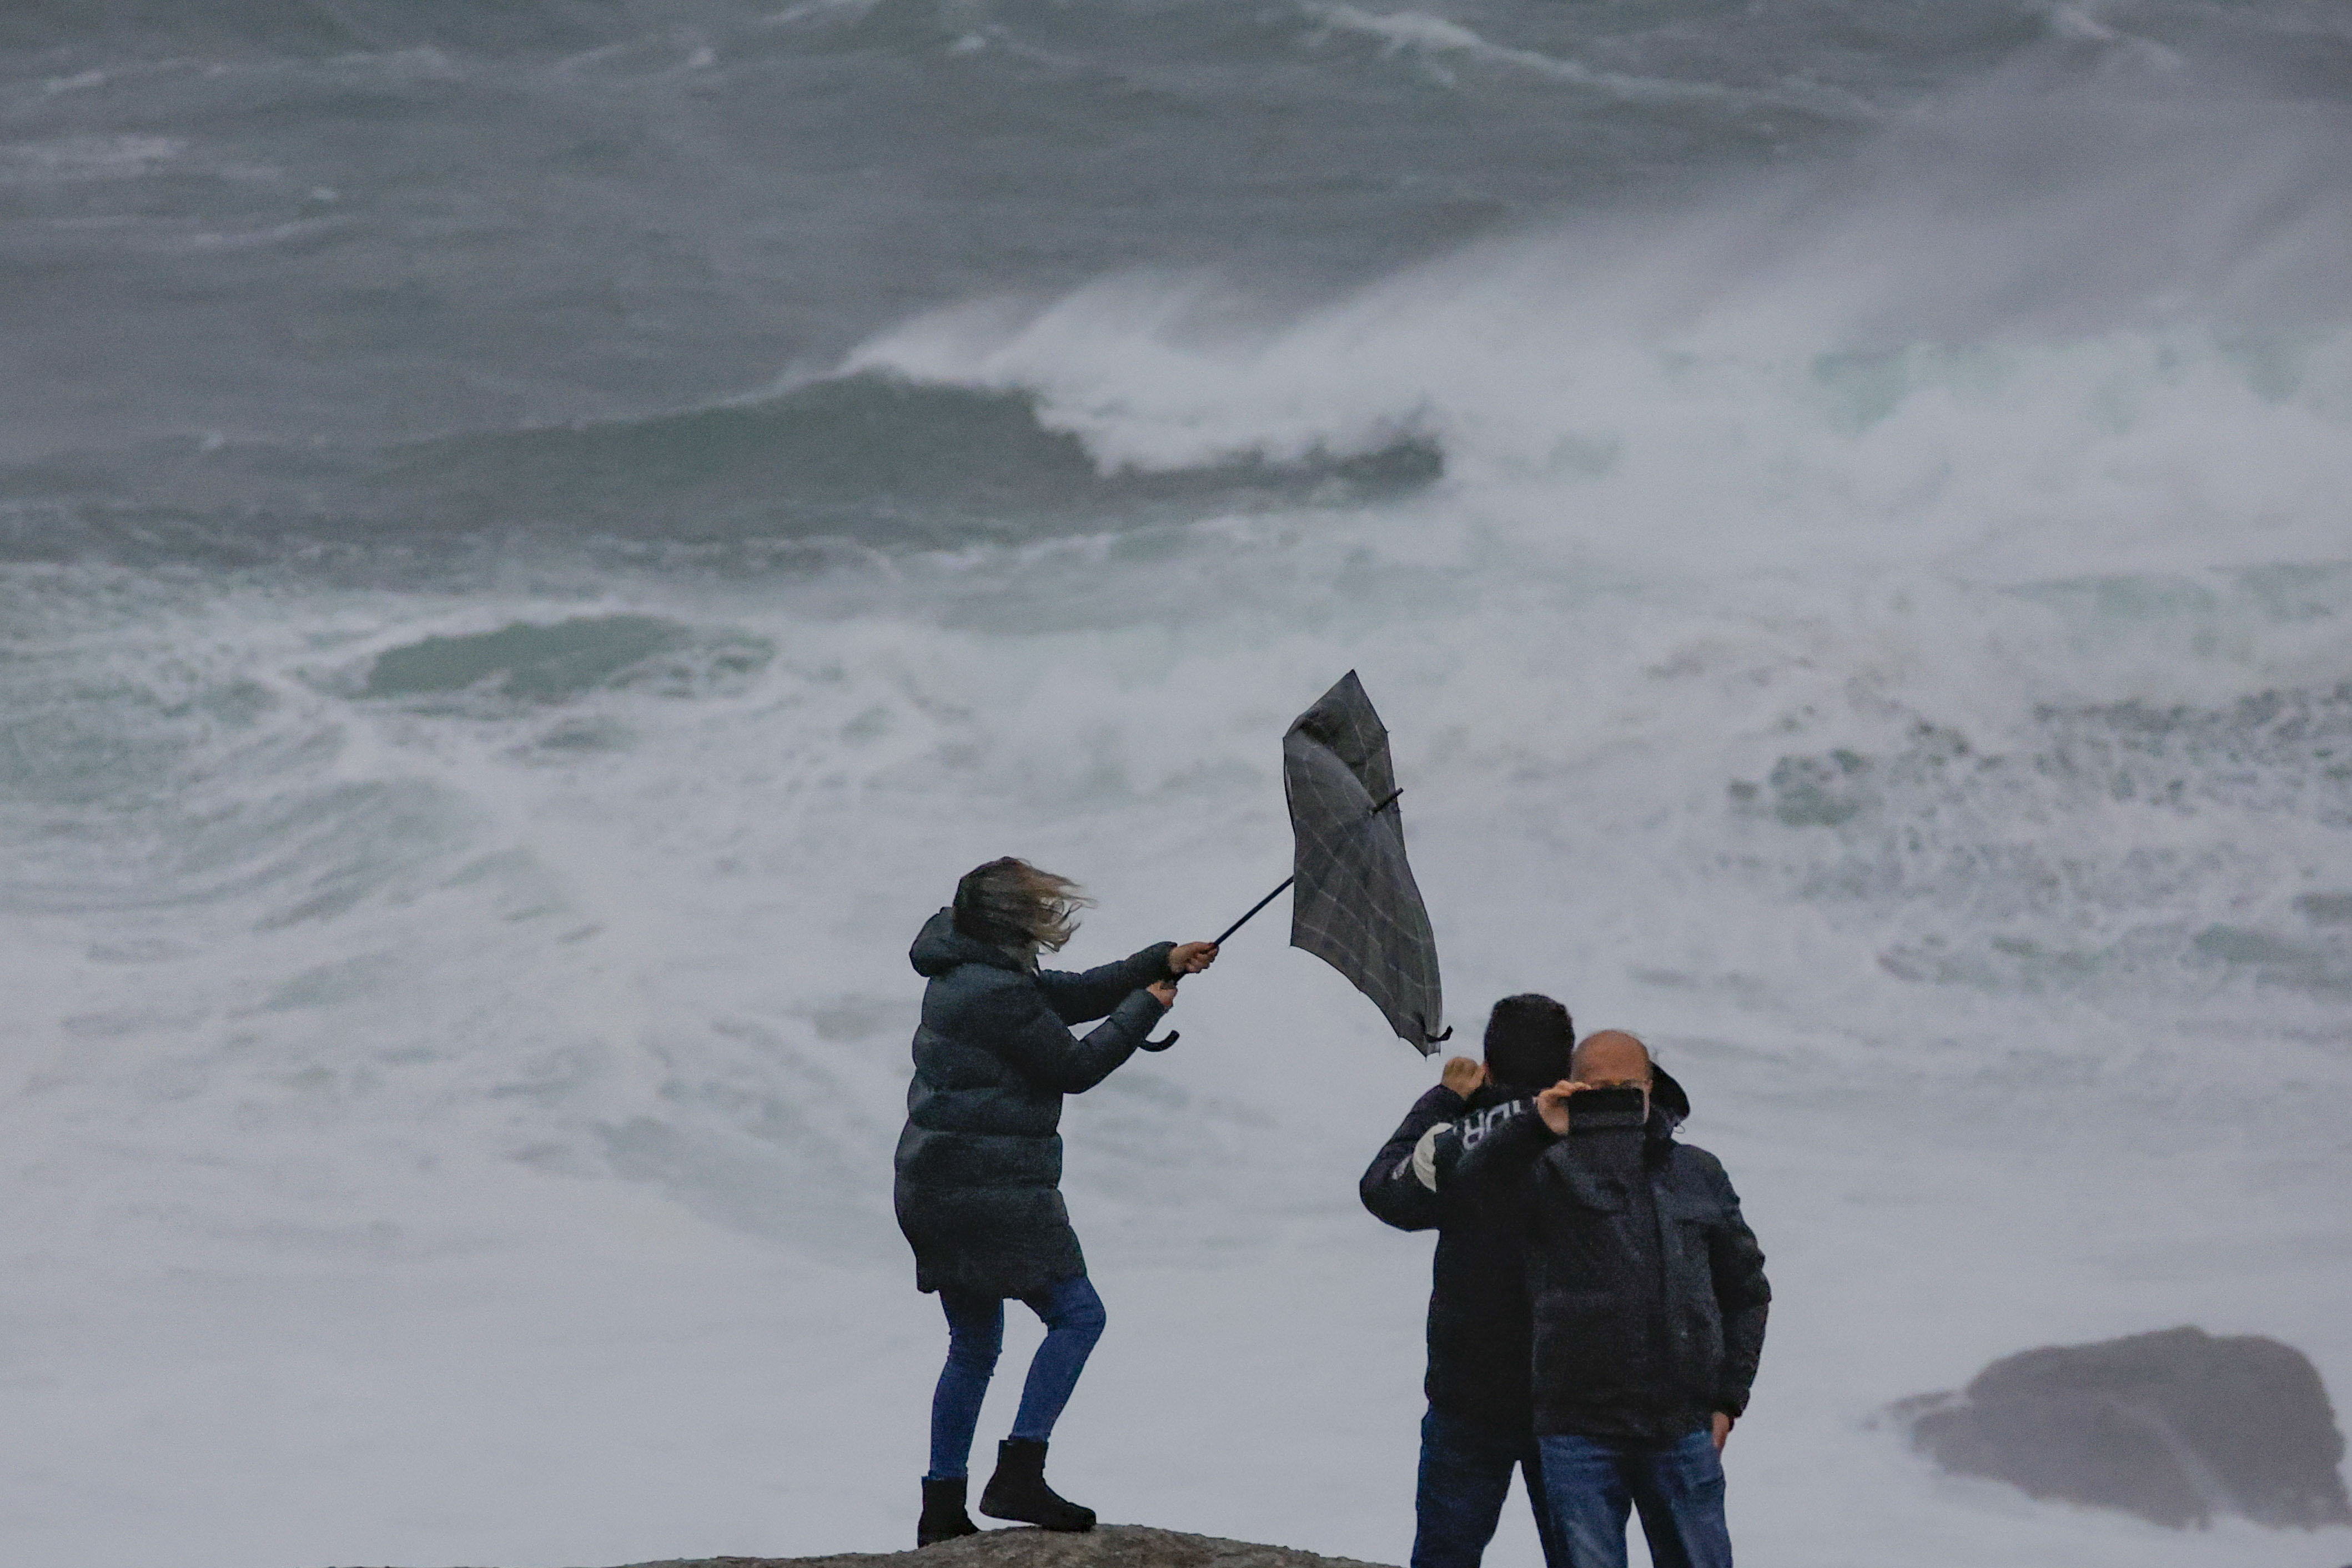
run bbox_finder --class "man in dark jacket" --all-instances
[894,857,1217,1546]
[1360,994,1577,1568]
[1454,1031,1768,1568]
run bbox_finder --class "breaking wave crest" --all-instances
[0,373,1441,570]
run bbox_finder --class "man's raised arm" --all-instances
[1363,1057,1501,1228]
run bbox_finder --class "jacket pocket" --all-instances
[1657,1189,1727,1399]
[1658,1187,1730,1259]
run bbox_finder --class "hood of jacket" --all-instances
[908,907,1027,978]
[1650,1062,1692,1123]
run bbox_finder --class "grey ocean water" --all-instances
[4,4,2351,1566]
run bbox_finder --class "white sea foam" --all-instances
[846,74,2352,585]
[1302,5,1742,105]
[4,491,2348,1568]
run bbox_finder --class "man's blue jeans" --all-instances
[926,1275,1107,1481]
[1414,1408,1568,1568]
[1535,1429,1733,1568]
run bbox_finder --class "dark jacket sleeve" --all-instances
[1033,942,1177,1025]
[1359,1085,1468,1232]
[982,978,1167,1094]
[1703,1162,1771,1416]
[1448,1098,1554,1195]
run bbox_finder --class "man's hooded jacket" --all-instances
[1361,1066,1694,1428]
[1453,1084,1767,1444]
[893,909,1173,1299]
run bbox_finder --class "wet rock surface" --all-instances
[1892,1325,2352,1529]
[614,1526,1396,1568]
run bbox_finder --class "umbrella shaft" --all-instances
[1208,790,1399,949]
[1213,876,1295,947]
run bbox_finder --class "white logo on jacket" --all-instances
[1408,1099,1525,1192]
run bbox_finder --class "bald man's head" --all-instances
[1569,1031,1653,1091]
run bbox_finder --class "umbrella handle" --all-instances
[1140,1029,1180,1051]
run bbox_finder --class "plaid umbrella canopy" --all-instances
[1278,672,1448,1051]
[1186,671,1449,1051]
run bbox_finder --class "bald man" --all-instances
[1453,1032,1768,1568]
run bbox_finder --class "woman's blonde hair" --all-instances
[952,857,1094,954]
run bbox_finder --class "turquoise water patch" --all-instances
[360,615,772,707]
[534,717,637,752]
[363,615,686,701]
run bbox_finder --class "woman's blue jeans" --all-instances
[1535,1429,1734,1568]
[926,1274,1107,1480]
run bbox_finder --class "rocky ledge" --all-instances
[615,1526,1394,1568]
[606,1523,1392,1568]
[334,1479,2352,1568]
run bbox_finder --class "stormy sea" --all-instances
[3,3,2349,1565]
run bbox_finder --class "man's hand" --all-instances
[1168,942,1219,976]
[1441,1057,1487,1098]
[1711,1411,1735,1452]
[1146,980,1178,1007]
[1535,1080,1589,1135]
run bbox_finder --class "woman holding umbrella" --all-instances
[896,857,1218,1546]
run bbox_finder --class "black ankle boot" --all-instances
[978,1438,1095,1532]
[917,1476,980,1547]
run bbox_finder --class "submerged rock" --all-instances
[616,1526,1393,1568]
[1892,1325,2352,1529]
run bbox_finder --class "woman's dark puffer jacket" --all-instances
[893,909,1174,1299]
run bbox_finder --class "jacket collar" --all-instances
[908,908,1031,977]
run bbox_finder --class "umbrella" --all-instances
[1207,671,1450,1051]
